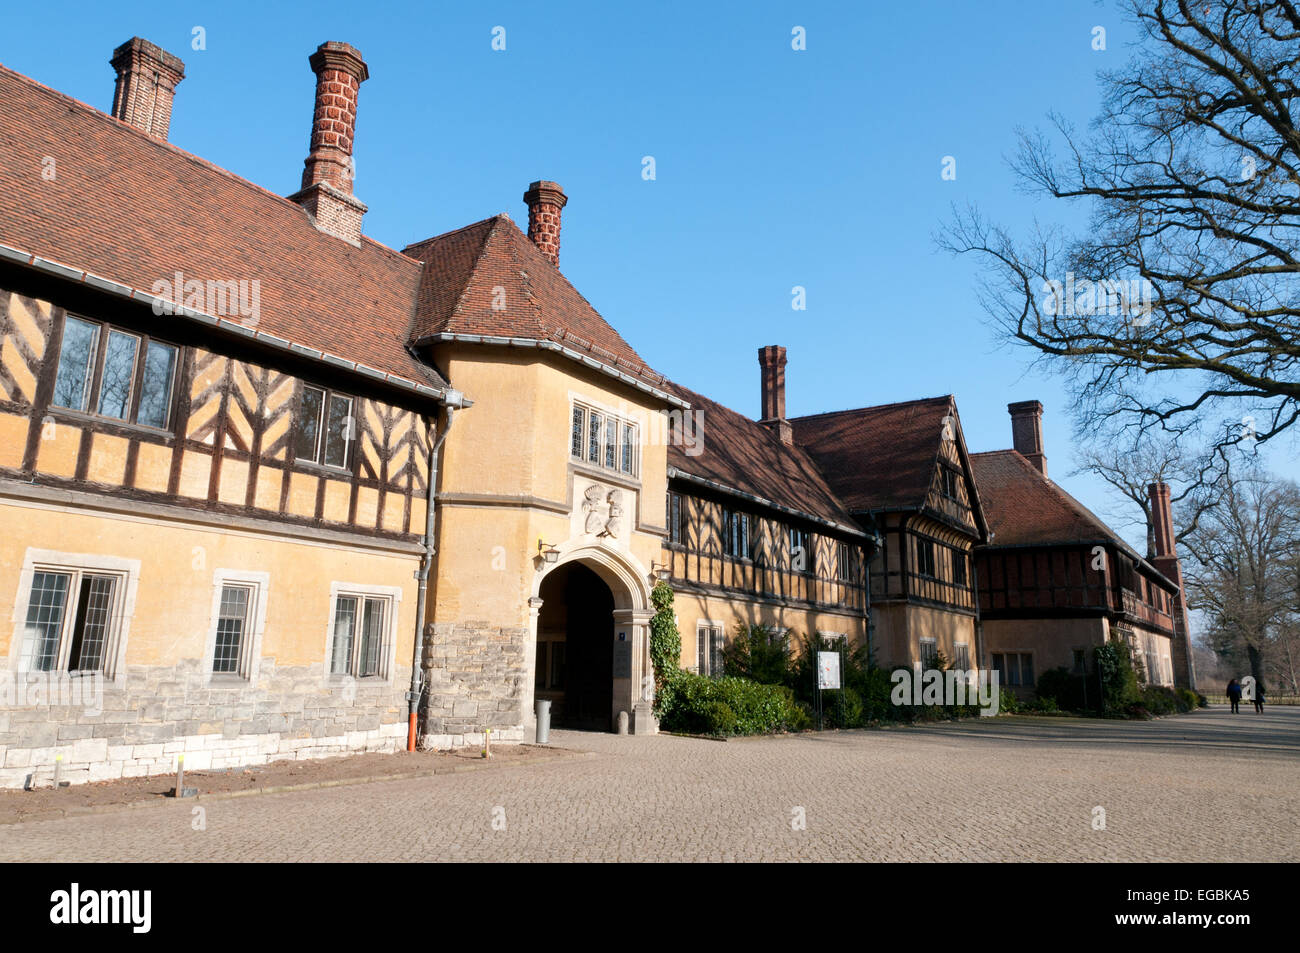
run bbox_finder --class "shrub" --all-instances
[821,687,865,729]
[701,701,737,735]
[1026,695,1060,713]
[998,687,1022,714]
[658,671,799,736]
[1094,641,1141,713]
[1036,667,1091,711]
[787,703,813,732]
[1144,686,1185,712]
[787,631,871,704]
[859,667,896,723]
[721,623,792,686]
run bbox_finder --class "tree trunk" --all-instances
[1247,642,1265,694]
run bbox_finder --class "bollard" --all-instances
[173,753,196,798]
[482,727,492,759]
[617,710,629,735]
[53,754,62,789]
[535,699,551,744]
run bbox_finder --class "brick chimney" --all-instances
[289,42,369,246]
[758,345,793,445]
[524,181,567,267]
[110,37,185,141]
[1148,482,1197,690]
[1008,400,1047,476]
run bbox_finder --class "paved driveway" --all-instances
[2,707,1296,861]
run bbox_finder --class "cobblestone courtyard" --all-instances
[2,707,1297,862]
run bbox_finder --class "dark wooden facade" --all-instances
[975,543,1176,636]
[663,483,867,613]
[867,437,981,616]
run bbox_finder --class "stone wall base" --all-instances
[418,727,527,750]
[2,721,408,789]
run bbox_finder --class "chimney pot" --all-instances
[290,41,369,245]
[759,345,792,445]
[1008,400,1047,476]
[524,181,568,267]
[110,37,185,141]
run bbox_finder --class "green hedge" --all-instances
[658,671,800,736]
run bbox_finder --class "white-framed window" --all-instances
[816,630,845,646]
[325,583,402,682]
[296,384,354,469]
[697,621,724,677]
[9,549,140,681]
[919,637,939,669]
[952,642,971,671]
[204,570,270,684]
[569,401,639,477]
[992,651,1034,687]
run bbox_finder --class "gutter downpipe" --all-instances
[407,400,458,751]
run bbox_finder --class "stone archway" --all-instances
[526,543,655,734]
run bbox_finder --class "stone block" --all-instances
[70,738,108,763]
[88,761,122,782]
[180,750,211,771]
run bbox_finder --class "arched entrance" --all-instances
[525,544,656,734]
[536,563,614,730]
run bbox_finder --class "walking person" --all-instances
[1227,678,1242,714]
[1254,682,1265,714]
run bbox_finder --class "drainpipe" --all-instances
[407,391,463,751]
[971,549,986,671]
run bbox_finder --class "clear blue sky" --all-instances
[3,0,1293,546]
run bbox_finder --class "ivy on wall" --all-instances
[649,581,681,716]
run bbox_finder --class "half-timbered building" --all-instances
[0,34,1199,788]
[790,397,990,670]
[662,370,873,674]
[970,402,1194,693]
[0,39,457,786]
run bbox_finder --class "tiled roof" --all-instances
[0,64,445,392]
[790,396,956,513]
[403,216,668,388]
[665,381,862,534]
[970,449,1182,588]
[970,449,1131,548]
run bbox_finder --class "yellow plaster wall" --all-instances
[431,347,671,627]
[871,602,977,669]
[0,499,418,669]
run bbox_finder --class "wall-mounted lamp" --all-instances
[651,562,671,581]
[537,538,560,564]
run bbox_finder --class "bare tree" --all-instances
[1072,435,1224,556]
[1181,466,1300,690]
[940,1,1300,459]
